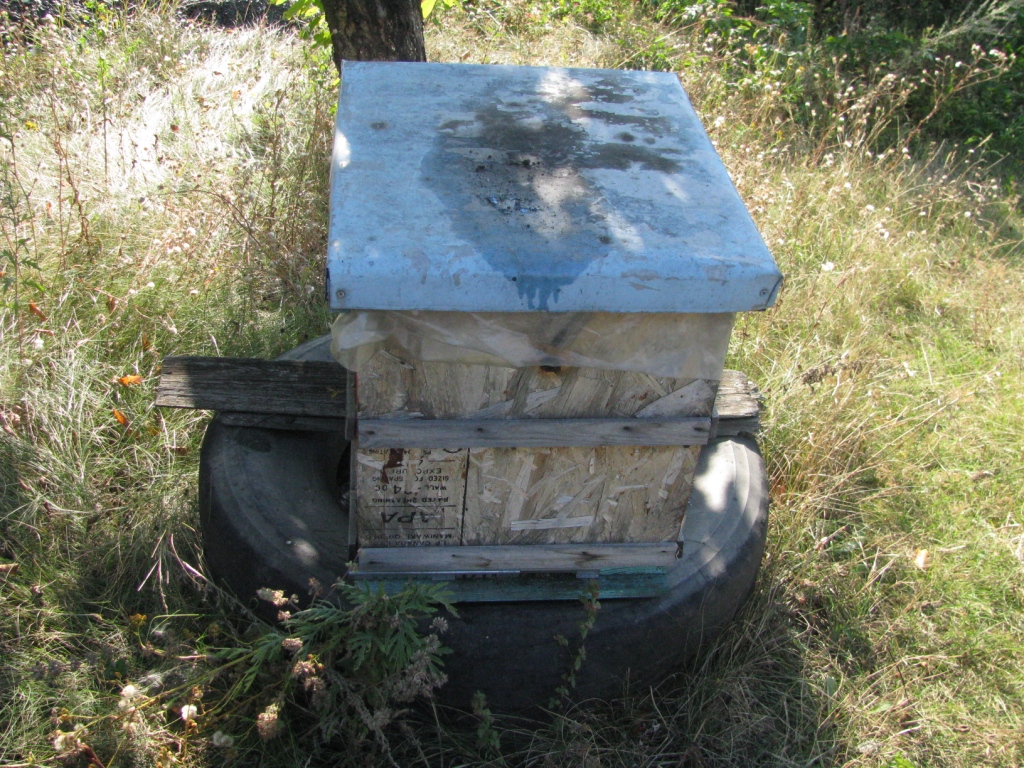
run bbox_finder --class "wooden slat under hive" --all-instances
[353,343,718,548]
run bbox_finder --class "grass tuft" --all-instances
[1,1,1022,766]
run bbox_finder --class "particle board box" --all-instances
[325,62,782,555]
[353,344,722,547]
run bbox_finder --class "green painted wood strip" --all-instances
[349,569,669,602]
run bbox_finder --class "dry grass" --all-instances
[1,1,1023,766]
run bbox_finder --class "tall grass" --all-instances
[1,1,1022,766]
[1,9,338,765]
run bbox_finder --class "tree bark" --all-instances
[320,0,426,71]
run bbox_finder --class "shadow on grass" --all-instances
[0,421,33,565]
[608,556,883,765]
[416,569,870,768]
[657,575,854,766]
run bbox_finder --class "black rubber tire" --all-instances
[199,336,769,712]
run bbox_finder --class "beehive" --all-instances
[325,62,781,556]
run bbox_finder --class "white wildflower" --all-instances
[256,588,289,607]
[257,703,281,740]
[180,704,198,722]
[118,683,141,709]
[52,729,83,753]
[212,730,234,747]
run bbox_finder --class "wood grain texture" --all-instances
[714,416,760,437]
[156,357,350,416]
[358,416,711,448]
[357,542,678,573]
[635,379,716,418]
[463,445,701,545]
[712,369,761,436]
[355,348,707,420]
[715,369,761,419]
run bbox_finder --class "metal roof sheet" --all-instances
[327,61,782,313]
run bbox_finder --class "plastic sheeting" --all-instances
[331,310,735,380]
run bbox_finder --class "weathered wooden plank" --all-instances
[156,357,350,417]
[358,416,712,449]
[357,542,678,573]
[715,369,761,420]
[711,369,761,435]
[155,354,757,432]
[715,416,761,437]
[349,568,669,602]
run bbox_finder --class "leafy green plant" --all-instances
[549,0,626,32]
[422,0,461,20]
[271,0,460,50]
[549,581,601,707]
[470,690,502,757]
[271,0,332,48]
[224,581,455,761]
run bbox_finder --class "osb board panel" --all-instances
[355,346,514,419]
[355,448,468,547]
[355,343,715,420]
[463,445,700,545]
[354,344,716,547]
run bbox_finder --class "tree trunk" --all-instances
[320,0,426,71]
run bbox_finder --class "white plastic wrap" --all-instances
[331,310,735,380]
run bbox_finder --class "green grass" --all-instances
[2,1,1023,766]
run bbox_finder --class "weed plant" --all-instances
[1,1,1023,766]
